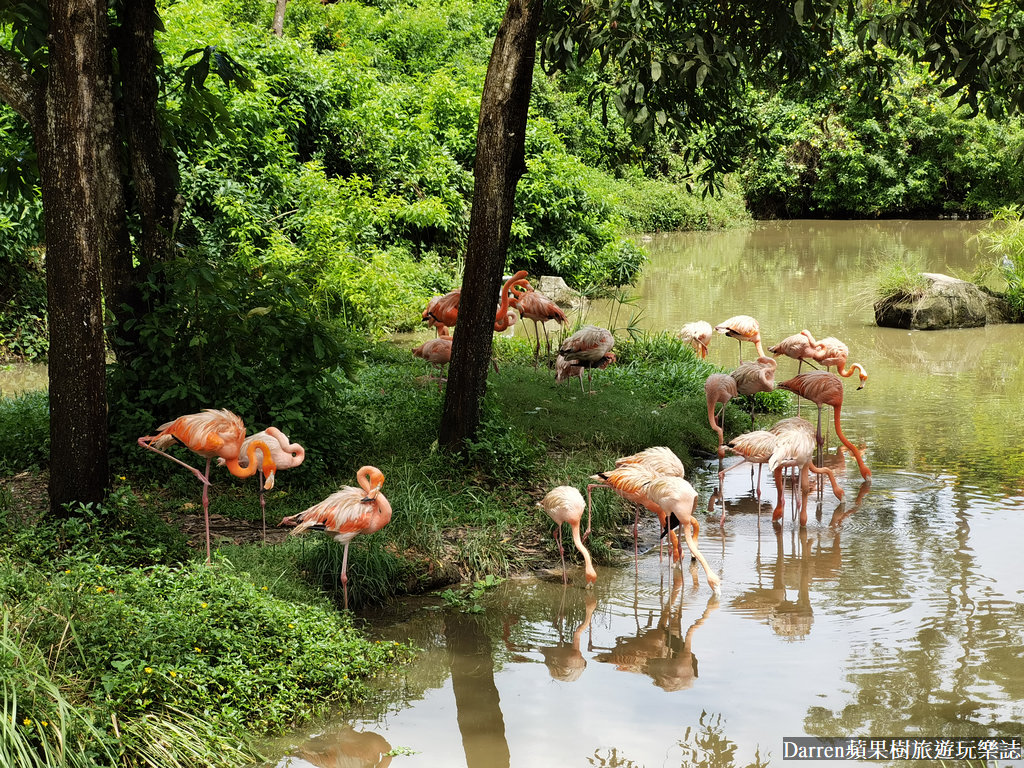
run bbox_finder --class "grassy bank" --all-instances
[0,335,786,766]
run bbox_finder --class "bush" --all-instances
[0,390,49,473]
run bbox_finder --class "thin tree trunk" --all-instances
[271,0,287,37]
[438,0,543,451]
[39,0,111,515]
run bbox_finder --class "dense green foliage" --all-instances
[0,491,410,767]
[978,206,1024,316]
[742,42,1024,218]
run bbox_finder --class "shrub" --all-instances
[0,390,49,473]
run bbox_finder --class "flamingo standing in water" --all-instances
[538,486,597,587]
[767,420,845,526]
[801,331,868,389]
[220,427,304,541]
[714,315,766,363]
[517,288,568,361]
[138,409,278,563]
[717,429,779,523]
[778,371,871,481]
[645,475,721,594]
[557,325,615,393]
[279,466,392,610]
[677,321,713,359]
[730,356,777,429]
[614,447,687,560]
[705,373,738,461]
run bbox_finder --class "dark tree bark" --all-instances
[38,0,112,514]
[438,0,543,451]
[110,0,184,358]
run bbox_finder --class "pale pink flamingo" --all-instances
[645,476,721,594]
[517,287,568,360]
[555,351,615,390]
[538,486,596,587]
[778,371,871,481]
[718,429,778,523]
[801,331,868,389]
[138,409,277,563]
[279,466,392,609]
[412,325,454,389]
[714,315,765,362]
[767,420,845,525]
[220,427,304,541]
[677,321,713,359]
[768,331,818,373]
[705,373,738,459]
[730,356,777,429]
[557,325,615,393]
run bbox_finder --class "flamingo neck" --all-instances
[226,440,277,482]
[833,407,871,479]
[570,523,597,585]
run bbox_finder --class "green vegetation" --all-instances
[871,249,931,311]
[978,206,1024,316]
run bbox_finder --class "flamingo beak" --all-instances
[263,471,276,491]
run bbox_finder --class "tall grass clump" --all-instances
[0,390,48,473]
[871,248,930,315]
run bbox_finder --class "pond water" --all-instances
[267,220,1024,767]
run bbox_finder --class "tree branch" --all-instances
[0,46,39,126]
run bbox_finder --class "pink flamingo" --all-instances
[279,466,392,609]
[705,373,738,459]
[557,325,615,393]
[730,356,777,429]
[538,486,596,587]
[778,371,871,481]
[555,351,615,390]
[801,331,868,389]
[645,475,721,594]
[767,420,845,525]
[714,315,765,362]
[614,447,687,559]
[412,325,454,389]
[677,321,713,359]
[220,427,304,541]
[517,287,568,360]
[138,409,277,563]
[422,271,530,332]
[717,429,778,523]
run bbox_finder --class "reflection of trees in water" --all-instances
[445,610,511,768]
[805,482,1024,739]
[585,711,769,768]
[592,569,718,691]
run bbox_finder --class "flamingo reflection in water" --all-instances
[593,569,718,691]
[540,589,599,682]
[291,725,392,768]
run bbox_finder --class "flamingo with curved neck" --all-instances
[138,408,278,562]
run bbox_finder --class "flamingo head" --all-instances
[357,465,385,501]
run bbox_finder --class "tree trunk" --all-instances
[271,0,287,37]
[38,0,112,515]
[110,0,184,360]
[438,0,543,451]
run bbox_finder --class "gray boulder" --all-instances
[874,272,1017,330]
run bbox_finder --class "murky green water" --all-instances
[268,220,1024,768]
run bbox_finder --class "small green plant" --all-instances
[871,248,931,318]
[0,390,49,473]
[441,574,503,613]
[978,206,1024,317]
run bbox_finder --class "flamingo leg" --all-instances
[202,458,212,564]
[554,526,567,584]
[257,469,268,543]
[136,437,213,487]
[340,541,351,610]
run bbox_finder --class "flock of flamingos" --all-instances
[135,272,871,607]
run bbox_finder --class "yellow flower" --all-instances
[261,586,268,591]
[41,721,48,727]
[118,475,126,481]
[200,602,208,609]
[194,647,202,653]
[169,671,177,678]
[23,718,32,726]
[95,586,104,593]
[144,667,153,674]
[288,623,295,629]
